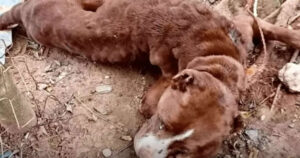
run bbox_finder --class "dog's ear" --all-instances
[171,72,194,92]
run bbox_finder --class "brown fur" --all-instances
[1,0,299,157]
[0,0,246,77]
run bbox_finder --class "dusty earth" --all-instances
[0,0,300,158]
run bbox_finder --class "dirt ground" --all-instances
[0,0,300,158]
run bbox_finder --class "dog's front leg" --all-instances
[149,45,178,78]
[140,77,171,118]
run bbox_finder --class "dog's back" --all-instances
[0,0,245,69]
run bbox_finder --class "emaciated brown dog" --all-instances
[1,0,300,157]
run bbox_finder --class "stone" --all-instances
[278,63,300,93]
[121,135,132,141]
[245,129,259,143]
[96,85,112,94]
[102,148,112,157]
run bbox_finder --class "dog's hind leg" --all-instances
[0,3,22,30]
[257,18,300,49]
[233,12,300,50]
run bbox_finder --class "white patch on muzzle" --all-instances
[134,129,194,158]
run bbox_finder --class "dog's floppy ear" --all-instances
[171,72,194,92]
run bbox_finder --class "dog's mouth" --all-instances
[134,114,194,158]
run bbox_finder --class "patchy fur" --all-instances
[0,0,246,77]
[1,0,299,157]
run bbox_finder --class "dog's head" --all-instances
[135,56,245,158]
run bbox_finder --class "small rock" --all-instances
[33,51,41,60]
[37,83,48,90]
[45,86,53,92]
[224,155,231,158]
[292,119,297,123]
[25,133,30,140]
[88,114,98,122]
[121,135,132,141]
[96,85,112,94]
[260,115,266,121]
[65,103,73,113]
[278,63,300,93]
[105,75,110,79]
[53,60,61,66]
[289,124,295,128]
[102,148,112,157]
[245,129,259,143]
[57,71,68,81]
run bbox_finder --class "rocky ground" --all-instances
[0,0,300,158]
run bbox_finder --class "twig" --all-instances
[112,143,133,158]
[247,9,269,86]
[20,144,23,158]
[43,95,64,112]
[22,58,38,90]
[8,150,19,158]
[253,0,258,17]
[74,95,125,131]
[290,50,299,63]
[0,98,8,102]
[287,13,300,26]
[0,135,3,158]
[259,92,275,105]
[8,99,20,129]
[10,58,30,93]
[270,84,282,112]
[270,49,299,111]
[21,116,35,129]
[264,7,282,23]
[74,95,98,120]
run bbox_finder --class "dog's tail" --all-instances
[0,3,23,30]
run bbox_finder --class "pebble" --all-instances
[102,148,112,157]
[121,135,132,141]
[224,155,231,158]
[37,83,48,90]
[105,75,110,79]
[260,115,266,121]
[245,129,259,143]
[289,124,295,128]
[96,85,112,94]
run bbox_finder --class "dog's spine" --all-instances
[0,3,22,30]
